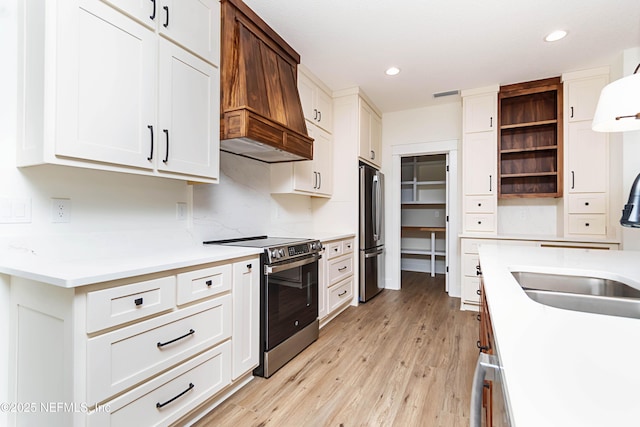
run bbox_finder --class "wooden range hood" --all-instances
[220,0,313,163]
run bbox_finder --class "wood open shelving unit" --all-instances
[498,77,563,198]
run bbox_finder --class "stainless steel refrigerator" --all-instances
[359,162,384,302]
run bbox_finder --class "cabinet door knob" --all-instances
[247,263,252,270]
[477,203,482,207]
[585,202,589,206]
[134,297,143,306]
[205,280,212,287]
[585,223,590,227]
[477,221,482,225]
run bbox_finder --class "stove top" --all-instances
[203,236,322,264]
[203,236,313,248]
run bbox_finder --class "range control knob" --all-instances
[279,248,286,258]
[311,242,319,250]
[270,249,280,259]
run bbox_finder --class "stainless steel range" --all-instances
[204,236,322,378]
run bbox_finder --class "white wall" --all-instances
[382,102,463,294]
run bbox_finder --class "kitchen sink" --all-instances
[512,272,640,319]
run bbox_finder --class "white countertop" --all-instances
[0,230,262,288]
[479,245,640,427]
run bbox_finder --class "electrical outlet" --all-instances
[176,202,188,221]
[52,198,71,223]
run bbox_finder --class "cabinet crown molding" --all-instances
[562,66,610,82]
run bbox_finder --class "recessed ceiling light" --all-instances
[385,67,400,76]
[545,30,567,42]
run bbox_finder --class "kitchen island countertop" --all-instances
[479,245,640,427]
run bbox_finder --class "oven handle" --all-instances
[265,254,320,275]
[470,351,500,427]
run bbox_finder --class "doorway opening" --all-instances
[388,140,458,297]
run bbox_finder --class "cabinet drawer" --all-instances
[88,342,231,427]
[87,295,232,403]
[464,213,495,232]
[462,277,481,304]
[342,239,354,254]
[568,214,606,235]
[325,241,343,259]
[568,193,606,214]
[462,239,484,254]
[465,196,495,213]
[462,253,480,277]
[86,276,176,333]
[328,277,353,312]
[328,254,353,284]
[176,264,232,305]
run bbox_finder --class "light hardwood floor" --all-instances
[195,271,479,427]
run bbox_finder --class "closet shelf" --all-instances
[401,249,446,257]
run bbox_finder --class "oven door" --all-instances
[264,254,319,351]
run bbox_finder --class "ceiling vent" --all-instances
[433,90,460,98]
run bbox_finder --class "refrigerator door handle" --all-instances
[363,247,384,258]
[372,174,379,241]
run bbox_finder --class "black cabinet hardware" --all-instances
[338,290,347,297]
[157,329,195,348]
[247,263,252,270]
[570,106,574,118]
[163,129,169,163]
[205,280,212,287]
[147,125,154,160]
[163,6,169,27]
[134,298,143,306]
[156,383,194,408]
[477,340,489,352]
[150,0,156,19]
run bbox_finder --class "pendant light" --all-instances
[592,64,640,227]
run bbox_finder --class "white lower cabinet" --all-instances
[319,237,355,327]
[460,237,619,311]
[88,342,231,427]
[8,255,259,427]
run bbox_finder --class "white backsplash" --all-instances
[192,152,314,241]
[497,198,560,236]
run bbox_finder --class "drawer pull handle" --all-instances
[338,266,348,272]
[134,298,143,306]
[147,125,154,160]
[247,263,252,270]
[157,329,195,348]
[162,5,169,28]
[476,340,489,352]
[477,221,482,225]
[476,265,482,276]
[477,203,481,207]
[156,382,194,409]
[585,202,590,206]
[338,290,348,297]
[585,223,590,227]
[205,280,212,287]
[334,247,339,252]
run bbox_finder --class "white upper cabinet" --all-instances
[18,0,220,183]
[271,124,333,197]
[358,99,382,168]
[463,92,497,133]
[99,0,220,64]
[463,131,497,196]
[157,38,219,178]
[55,2,156,170]
[566,73,609,122]
[298,65,333,133]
